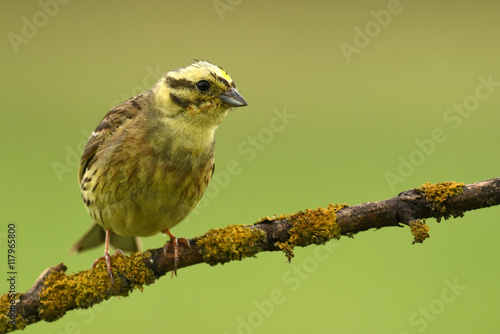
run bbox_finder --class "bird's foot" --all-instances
[91,249,125,285]
[162,230,191,278]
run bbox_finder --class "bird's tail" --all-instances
[70,223,141,253]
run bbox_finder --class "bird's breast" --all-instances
[83,122,215,237]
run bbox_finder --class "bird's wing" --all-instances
[78,92,149,183]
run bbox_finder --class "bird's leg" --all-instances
[163,229,179,277]
[91,229,115,284]
[162,229,191,278]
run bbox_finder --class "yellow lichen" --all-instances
[39,252,155,322]
[275,241,294,260]
[256,215,279,223]
[417,181,465,221]
[195,224,267,266]
[418,181,465,209]
[0,292,26,332]
[410,219,430,244]
[272,204,346,261]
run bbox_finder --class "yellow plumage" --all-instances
[72,60,247,280]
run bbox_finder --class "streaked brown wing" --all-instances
[78,92,148,183]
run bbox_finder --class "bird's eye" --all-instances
[196,80,210,92]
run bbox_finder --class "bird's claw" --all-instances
[91,249,125,285]
[163,236,191,278]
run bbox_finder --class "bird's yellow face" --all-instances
[152,60,247,128]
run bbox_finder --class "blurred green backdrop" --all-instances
[1,0,500,333]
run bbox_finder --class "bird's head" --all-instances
[152,60,247,128]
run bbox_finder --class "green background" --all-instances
[2,0,500,333]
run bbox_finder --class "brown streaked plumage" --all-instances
[71,60,247,282]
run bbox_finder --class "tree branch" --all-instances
[1,178,500,333]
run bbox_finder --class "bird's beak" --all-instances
[219,87,248,107]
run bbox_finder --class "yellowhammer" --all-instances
[71,60,247,281]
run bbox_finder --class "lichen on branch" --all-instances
[1,177,500,333]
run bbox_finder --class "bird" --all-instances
[71,60,247,282]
